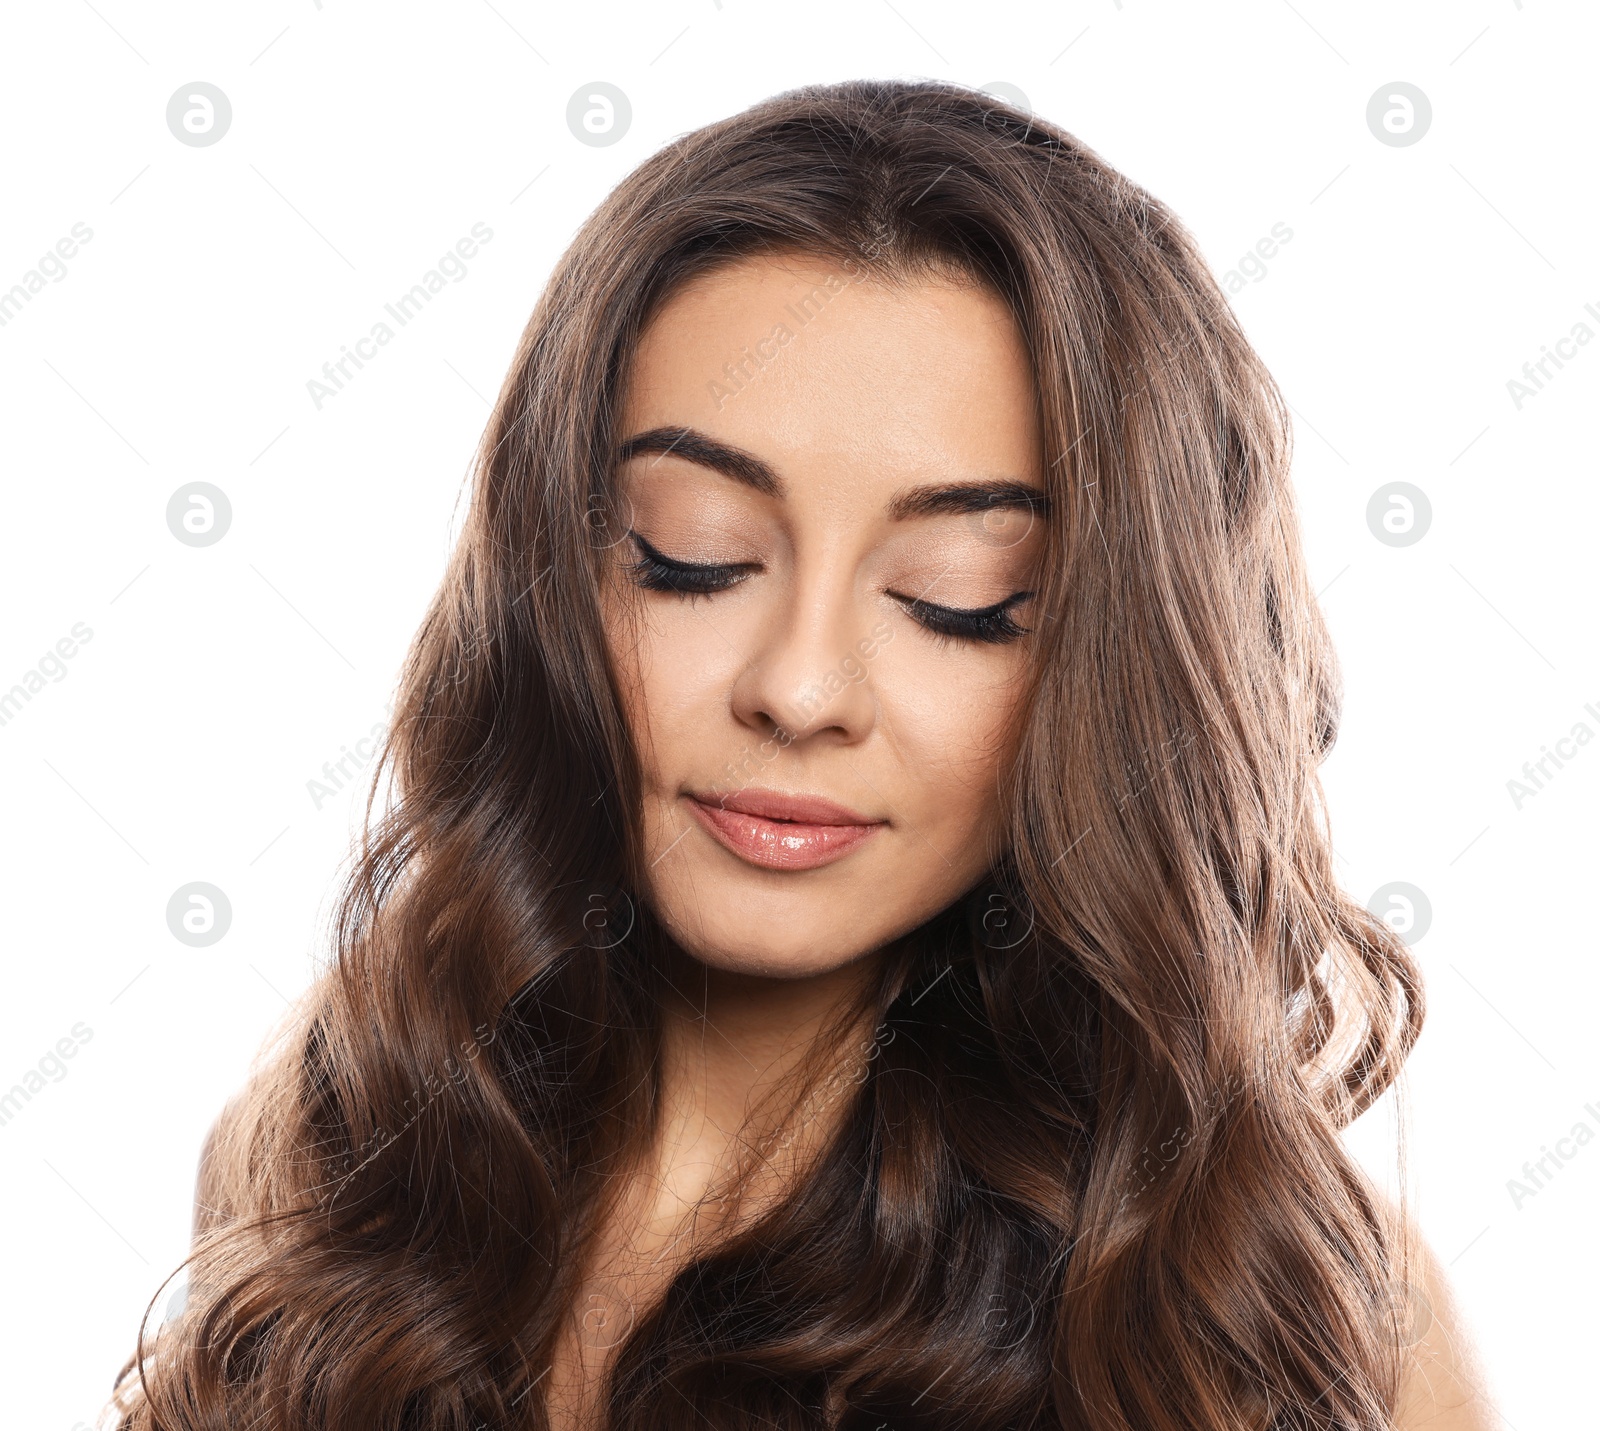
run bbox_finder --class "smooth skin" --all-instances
[538,253,1501,1429]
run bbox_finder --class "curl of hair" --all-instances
[111,78,1423,1431]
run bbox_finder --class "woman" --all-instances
[111,79,1493,1430]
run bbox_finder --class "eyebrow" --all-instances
[615,425,1049,520]
[885,481,1049,521]
[616,425,781,496]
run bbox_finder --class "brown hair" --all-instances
[111,77,1423,1430]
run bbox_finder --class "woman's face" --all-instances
[599,252,1047,979]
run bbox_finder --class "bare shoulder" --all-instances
[1377,1192,1503,1431]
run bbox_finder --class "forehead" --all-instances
[618,253,1043,504]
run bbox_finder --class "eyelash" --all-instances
[889,591,1033,646]
[623,531,1033,646]
[624,532,756,599]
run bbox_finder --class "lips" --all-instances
[684,787,886,871]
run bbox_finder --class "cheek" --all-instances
[875,637,1029,834]
[602,591,750,778]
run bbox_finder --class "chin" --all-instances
[647,861,980,984]
[654,894,885,980]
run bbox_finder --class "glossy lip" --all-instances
[683,787,886,872]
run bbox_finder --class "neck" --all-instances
[649,944,885,1223]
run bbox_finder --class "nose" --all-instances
[728,578,879,747]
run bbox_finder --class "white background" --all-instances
[1,2,1593,1425]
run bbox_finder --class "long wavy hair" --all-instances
[111,78,1423,1431]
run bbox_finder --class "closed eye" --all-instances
[888,590,1033,645]
[624,530,758,598]
[624,530,1031,644]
